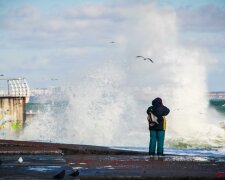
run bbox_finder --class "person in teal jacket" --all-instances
[147,97,170,156]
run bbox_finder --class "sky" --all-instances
[0,0,225,91]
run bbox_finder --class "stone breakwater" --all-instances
[0,139,224,179]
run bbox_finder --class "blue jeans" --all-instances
[149,130,165,155]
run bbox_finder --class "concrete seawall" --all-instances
[0,139,224,179]
[0,97,26,131]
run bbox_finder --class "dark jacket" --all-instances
[146,97,170,131]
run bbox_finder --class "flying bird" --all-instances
[136,56,154,63]
[53,170,65,179]
[147,58,154,63]
[136,55,145,59]
[51,78,58,81]
[110,41,115,44]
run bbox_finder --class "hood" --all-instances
[152,97,162,107]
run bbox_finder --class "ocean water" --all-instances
[23,99,225,159]
[209,99,225,116]
[111,146,225,158]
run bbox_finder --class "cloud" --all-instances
[0,54,50,71]
[0,1,225,91]
[3,5,40,28]
[177,4,225,32]
[63,5,113,19]
[183,33,225,51]
[2,4,124,49]
[176,3,225,68]
[0,3,130,87]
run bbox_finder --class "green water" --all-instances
[209,99,225,116]
[26,101,68,113]
[26,99,225,116]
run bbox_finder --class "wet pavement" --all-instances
[0,154,74,179]
[0,139,225,179]
[64,154,225,178]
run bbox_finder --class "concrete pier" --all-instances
[0,139,224,179]
[0,78,30,131]
[0,97,26,131]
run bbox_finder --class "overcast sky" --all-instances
[0,0,225,91]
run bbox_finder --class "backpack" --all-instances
[147,112,159,127]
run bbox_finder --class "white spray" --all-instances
[18,3,224,147]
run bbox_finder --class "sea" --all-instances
[25,98,225,160]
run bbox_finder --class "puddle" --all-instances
[28,166,61,172]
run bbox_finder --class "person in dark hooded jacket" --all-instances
[147,97,170,156]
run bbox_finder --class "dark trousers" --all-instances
[149,130,165,155]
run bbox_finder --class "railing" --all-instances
[0,78,30,103]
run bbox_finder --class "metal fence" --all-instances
[0,78,30,103]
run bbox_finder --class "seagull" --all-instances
[136,56,154,63]
[53,169,65,179]
[147,58,154,63]
[136,55,145,59]
[69,170,79,177]
[51,78,58,81]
